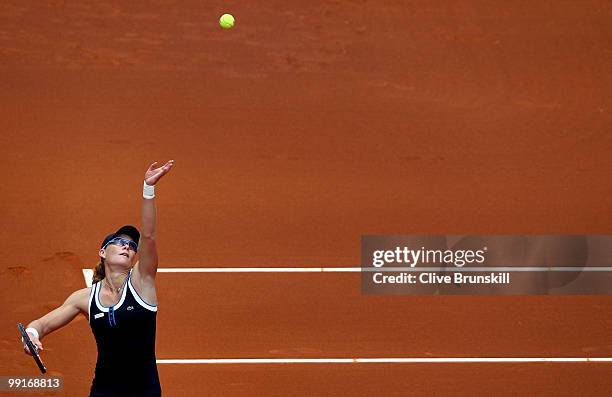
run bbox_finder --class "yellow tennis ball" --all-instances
[219,13,235,29]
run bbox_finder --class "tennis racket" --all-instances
[18,323,47,374]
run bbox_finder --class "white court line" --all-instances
[80,271,612,365]
[156,267,362,273]
[156,357,612,364]
[81,267,361,285]
[153,267,612,272]
[81,266,612,286]
[80,267,360,286]
[82,269,93,287]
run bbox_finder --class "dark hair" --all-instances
[93,259,105,284]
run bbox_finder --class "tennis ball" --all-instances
[219,13,235,29]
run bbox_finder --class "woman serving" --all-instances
[22,160,174,397]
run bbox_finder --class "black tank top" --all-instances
[88,269,161,396]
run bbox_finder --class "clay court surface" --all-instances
[1,1,611,395]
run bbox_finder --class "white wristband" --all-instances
[25,327,39,341]
[143,181,155,199]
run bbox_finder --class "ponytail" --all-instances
[92,259,105,284]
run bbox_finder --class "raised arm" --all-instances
[136,160,174,280]
[22,287,89,355]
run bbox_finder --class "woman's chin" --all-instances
[108,257,132,267]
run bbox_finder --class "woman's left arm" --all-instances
[137,160,175,281]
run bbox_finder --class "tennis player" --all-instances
[22,160,174,397]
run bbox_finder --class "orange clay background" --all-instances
[1,1,611,396]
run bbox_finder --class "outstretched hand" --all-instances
[144,160,175,186]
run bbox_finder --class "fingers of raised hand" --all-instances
[145,160,174,185]
[162,160,174,172]
[148,160,173,172]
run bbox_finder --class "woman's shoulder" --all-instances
[68,286,92,298]
[65,287,93,312]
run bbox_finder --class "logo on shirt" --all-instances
[94,313,104,319]
[127,306,134,311]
